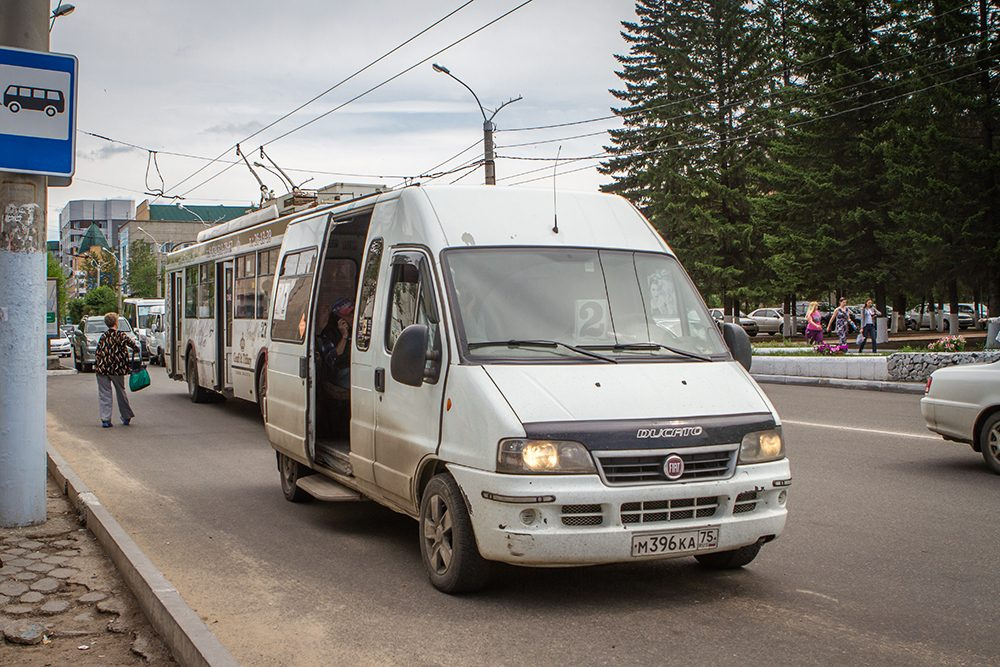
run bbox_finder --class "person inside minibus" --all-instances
[318,298,354,391]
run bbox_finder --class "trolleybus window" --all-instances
[198,263,215,318]
[257,249,278,319]
[234,253,256,319]
[185,266,198,318]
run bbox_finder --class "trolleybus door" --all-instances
[170,272,183,376]
[218,260,234,387]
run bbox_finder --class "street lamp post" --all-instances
[432,63,521,185]
[136,226,166,297]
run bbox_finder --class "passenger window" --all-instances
[198,263,215,318]
[257,248,277,319]
[234,253,256,319]
[355,239,383,351]
[185,266,198,318]
[385,254,437,352]
[271,248,318,343]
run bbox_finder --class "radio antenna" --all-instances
[551,145,561,234]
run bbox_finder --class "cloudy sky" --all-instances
[44,0,639,239]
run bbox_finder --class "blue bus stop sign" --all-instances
[0,46,77,178]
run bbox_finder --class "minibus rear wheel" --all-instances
[419,474,490,594]
[694,542,761,570]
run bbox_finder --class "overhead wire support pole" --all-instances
[0,0,49,527]
[432,63,521,185]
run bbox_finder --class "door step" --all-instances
[296,475,364,502]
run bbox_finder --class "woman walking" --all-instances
[858,298,882,353]
[827,297,854,345]
[805,301,824,344]
[95,312,139,428]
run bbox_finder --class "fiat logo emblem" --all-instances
[663,454,685,480]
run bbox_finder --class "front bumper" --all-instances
[449,459,790,566]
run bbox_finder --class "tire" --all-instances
[695,541,762,570]
[277,452,312,502]
[778,324,784,336]
[8,101,19,113]
[44,106,56,116]
[73,347,82,371]
[158,349,165,367]
[255,358,268,421]
[419,474,490,594]
[979,413,1000,475]
[186,353,209,403]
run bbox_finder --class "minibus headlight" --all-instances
[739,428,785,464]
[497,439,596,474]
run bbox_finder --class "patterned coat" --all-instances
[95,329,138,376]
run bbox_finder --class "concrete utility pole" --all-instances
[432,63,521,185]
[0,0,49,527]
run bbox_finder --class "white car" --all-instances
[50,336,71,356]
[921,361,1000,474]
[748,308,784,336]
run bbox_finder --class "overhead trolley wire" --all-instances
[163,0,479,197]
[177,0,536,199]
[497,0,983,134]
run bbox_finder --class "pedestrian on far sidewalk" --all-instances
[858,298,882,353]
[827,297,854,345]
[805,301,824,344]
[94,311,139,428]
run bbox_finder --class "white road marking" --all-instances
[782,419,940,441]
[795,589,840,604]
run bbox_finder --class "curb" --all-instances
[46,447,238,667]
[752,374,926,395]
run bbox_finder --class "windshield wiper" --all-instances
[468,339,617,363]
[580,341,712,362]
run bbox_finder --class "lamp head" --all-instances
[432,63,450,75]
[52,3,75,18]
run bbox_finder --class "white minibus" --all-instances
[261,185,790,593]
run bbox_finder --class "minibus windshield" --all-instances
[443,248,729,362]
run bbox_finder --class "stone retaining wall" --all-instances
[886,351,1000,383]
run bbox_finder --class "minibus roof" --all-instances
[408,186,672,254]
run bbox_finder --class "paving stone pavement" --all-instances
[0,476,175,665]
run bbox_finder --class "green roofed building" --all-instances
[77,223,112,254]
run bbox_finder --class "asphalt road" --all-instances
[46,371,999,666]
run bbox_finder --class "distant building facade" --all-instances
[119,200,254,295]
[58,199,134,269]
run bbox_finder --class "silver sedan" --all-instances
[748,308,784,336]
[921,361,1000,475]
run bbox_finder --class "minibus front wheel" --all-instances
[277,452,312,503]
[419,474,490,594]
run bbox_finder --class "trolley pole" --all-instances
[0,0,50,527]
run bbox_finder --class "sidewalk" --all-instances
[0,474,174,665]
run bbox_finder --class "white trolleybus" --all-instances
[163,184,384,411]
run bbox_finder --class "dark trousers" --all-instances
[858,324,877,353]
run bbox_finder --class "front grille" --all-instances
[733,491,760,514]
[620,496,721,525]
[561,504,603,526]
[595,446,737,485]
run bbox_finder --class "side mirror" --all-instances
[391,324,429,387]
[722,322,752,371]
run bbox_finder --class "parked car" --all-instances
[49,335,71,357]
[708,308,759,336]
[921,360,1000,474]
[748,308,785,336]
[69,316,142,372]
[906,304,974,330]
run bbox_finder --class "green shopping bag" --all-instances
[129,352,150,392]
